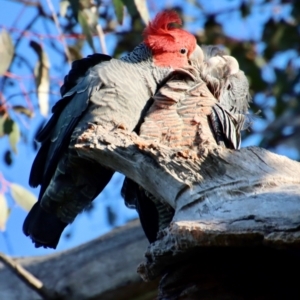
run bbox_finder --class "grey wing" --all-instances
[60,53,111,96]
[29,76,92,199]
[210,103,246,149]
[214,69,250,150]
[29,53,112,200]
[24,54,114,248]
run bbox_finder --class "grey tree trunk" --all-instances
[2,124,300,299]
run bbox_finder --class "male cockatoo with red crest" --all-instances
[23,11,203,249]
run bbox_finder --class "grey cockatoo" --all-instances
[122,45,251,243]
[23,11,204,248]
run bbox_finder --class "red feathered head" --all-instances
[143,11,199,68]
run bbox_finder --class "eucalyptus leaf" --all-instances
[9,121,20,153]
[0,115,5,137]
[69,0,80,20]
[68,45,83,61]
[122,0,138,18]
[4,150,12,166]
[12,105,34,118]
[113,0,124,24]
[0,30,14,76]
[133,0,149,24]
[30,41,50,117]
[10,183,37,212]
[78,10,95,52]
[0,193,9,231]
[60,0,70,17]
[0,116,17,150]
[3,117,13,135]
[121,0,149,24]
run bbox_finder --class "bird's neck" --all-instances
[120,43,172,95]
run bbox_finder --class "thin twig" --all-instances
[10,2,28,30]
[18,80,35,114]
[0,172,10,194]
[0,92,8,112]
[96,23,107,54]
[6,89,59,102]
[0,252,59,300]
[0,25,145,40]
[6,0,40,6]
[0,12,40,93]
[45,0,71,64]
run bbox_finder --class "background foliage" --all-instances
[0,0,299,253]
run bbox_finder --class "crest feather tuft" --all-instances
[143,11,194,52]
[142,11,197,68]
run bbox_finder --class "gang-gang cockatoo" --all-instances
[23,11,203,248]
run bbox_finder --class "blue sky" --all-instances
[0,0,295,256]
[0,0,138,256]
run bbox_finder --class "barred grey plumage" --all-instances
[122,45,251,243]
[23,11,203,248]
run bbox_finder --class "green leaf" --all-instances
[0,194,9,231]
[79,0,91,9]
[9,121,20,153]
[122,0,137,18]
[68,45,83,61]
[12,105,34,118]
[78,10,95,52]
[30,41,50,117]
[240,2,251,18]
[69,0,80,21]
[113,0,124,24]
[203,16,223,44]
[122,0,149,24]
[0,116,20,150]
[254,56,266,69]
[0,115,5,137]
[82,7,98,29]
[4,150,12,166]
[133,0,149,25]
[10,183,37,212]
[60,0,70,17]
[0,30,14,76]
[3,117,13,135]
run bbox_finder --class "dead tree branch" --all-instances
[0,220,157,300]
[0,252,58,300]
[2,124,300,299]
[71,123,300,299]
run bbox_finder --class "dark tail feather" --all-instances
[23,202,67,249]
[25,162,114,248]
[121,177,159,243]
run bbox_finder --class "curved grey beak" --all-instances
[189,45,204,66]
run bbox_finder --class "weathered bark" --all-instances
[3,125,300,299]
[0,220,159,300]
[72,124,300,299]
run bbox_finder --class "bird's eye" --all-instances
[180,48,187,54]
